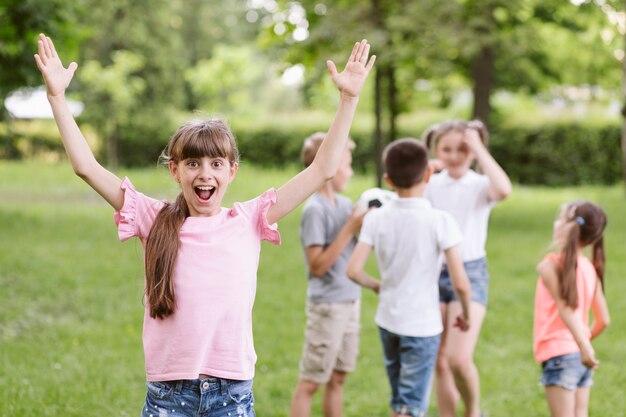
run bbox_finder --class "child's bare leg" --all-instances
[444,301,486,417]
[436,303,460,417]
[290,379,320,417]
[545,386,576,417]
[323,371,347,417]
[574,387,590,417]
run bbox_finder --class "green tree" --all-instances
[78,51,146,167]
[0,0,84,118]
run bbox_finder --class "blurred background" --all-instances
[3,2,626,416]
[1,0,625,186]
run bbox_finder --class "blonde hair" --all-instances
[300,132,356,167]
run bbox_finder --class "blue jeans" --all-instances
[439,257,490,306]
[540,352,593,391]
[379,327,441,417]
[141,377,255,417]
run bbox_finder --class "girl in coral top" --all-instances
[534,201,610,417]
[35,33,375,416]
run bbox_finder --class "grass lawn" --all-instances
[1,161,625,416]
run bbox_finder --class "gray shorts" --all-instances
[299,299,360,383]
[439,257,489,306]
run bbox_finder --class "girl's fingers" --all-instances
[354,39,366,62]
[37,39,47,65]
[40,34,52,59]
[366,54,376,72]
[326,60,338,78]
[34,54,45,72]
[47,36,58,58]
[360,43,370,64]
[68,62,78,75]
[348,42,359,63]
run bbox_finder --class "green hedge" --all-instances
[489,123,622,185]
[1,118,623,185]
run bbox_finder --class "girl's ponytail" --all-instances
[592,236,606,292]
[556,201,607,308]
[144,192,189,319]
[559,220,580,309]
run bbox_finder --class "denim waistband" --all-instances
[441,256,486,272]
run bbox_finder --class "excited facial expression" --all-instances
[169,156,238,217]
[434,130,474,178]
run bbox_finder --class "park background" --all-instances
[1,0,626,416]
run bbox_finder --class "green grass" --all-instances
[1,161,625,416]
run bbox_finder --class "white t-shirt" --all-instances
[359,198,462,337]
[425,170,495,262]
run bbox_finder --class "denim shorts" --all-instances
[439,257,489,306]
[378,327,441,417]
[540,352,593,391]
[141,377,255,417]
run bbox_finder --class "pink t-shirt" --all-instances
[533,253,597,363]
[114,178,280,381]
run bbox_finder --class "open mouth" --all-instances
[194,185,215,202]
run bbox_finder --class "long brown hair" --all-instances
[144,119,239,319]
[557,201,607,309]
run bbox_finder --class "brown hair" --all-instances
[422,119,489,152]
[557,201,607,309]
[300,132,355,167]
[145,119,239,319]
[383,138,428,188]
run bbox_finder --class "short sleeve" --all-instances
[113,177,165,242]
[256,188,281,245]
[437,211,463,251]
[358,210,377,246]
[300,205,326,248]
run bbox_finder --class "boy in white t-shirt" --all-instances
[347,138,472,417]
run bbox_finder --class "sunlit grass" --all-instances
[1,161,625,416]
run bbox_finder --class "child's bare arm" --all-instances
[306,208,365,277]
[267,41,375,225]
[538,259,599,369]
[444,246,471,331]
[346,242,380,293]
[464,124,511,202]
[590,282,610,340]
[34,34,123,210]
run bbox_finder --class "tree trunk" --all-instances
[471,43,495,126]
[622,1,626,193]
[374,67,384,187]
[388,64,398,144]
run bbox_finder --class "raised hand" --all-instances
[34,34,78,97]
[327,39,376,99]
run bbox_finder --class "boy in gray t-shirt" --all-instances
[289,132,370,417]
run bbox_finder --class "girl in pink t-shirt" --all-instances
[35,34,375,416]
[534,201,610,417]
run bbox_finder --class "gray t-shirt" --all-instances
[300,193,361,304]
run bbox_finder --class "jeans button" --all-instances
[202,381,209,390]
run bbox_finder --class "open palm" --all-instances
[328,40,376,98]
[34,34,78,97]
